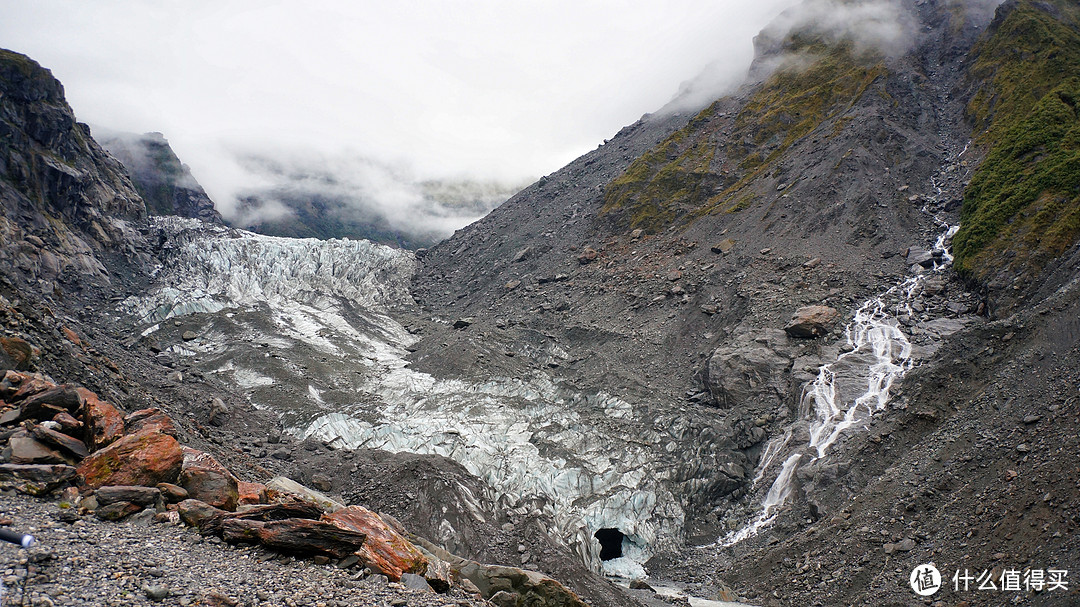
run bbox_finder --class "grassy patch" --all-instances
[954,0,1080,277]
[601,37,887,232]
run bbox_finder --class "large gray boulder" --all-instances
[702,329,795,411]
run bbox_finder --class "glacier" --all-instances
[120,217,727,576]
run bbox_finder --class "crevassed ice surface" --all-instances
[123,217,694,574]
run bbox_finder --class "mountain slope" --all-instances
[953,0,1080,309]
[96,130,222,223]
[0,48,148,293]
[410,0,1080,603]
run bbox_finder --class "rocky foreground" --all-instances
[0,366,596,607]
[0,493,484,607]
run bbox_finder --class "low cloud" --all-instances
[221,147,528,245]
[0,1,798,240]
[759,0,920,57]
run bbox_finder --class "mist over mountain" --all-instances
[224,152,528,248]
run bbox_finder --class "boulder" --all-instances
[95,485,163,508]
[710,238,735,254]
[156,482,189,503]
[179,447,239,511]
[324,506,427,582]
[511,247,532,263]
[905,247,935,268]
[703,331,794,409]
[51,411,83,434]
[199,500,325,536]
[208,398,229,426]
[265,476,344,513]
[177,498,226,530]
[10,433,69,465]
[783,305,841,338]
[18,385,83,419]
[422,554,453,593]
[124,408,177,437]
[459,562,589,607]
[0,463,78,495]
[236,481,267,506]
[0,408,18,425]
[8,375,52,403]
[95,501,143,521]
[77,429,183,489]
[31,424,89,459]
[0,337,34,371]
[576,248,598,265]
[221,518,366,558]
[400,573,433,592]
[77,388,124,450]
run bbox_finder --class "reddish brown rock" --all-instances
[9,376,54,403]
[179,447,239,511]
[61,327,82,348]
[0,337,34,371]
[156,482,188,503]
[783,305,841,338]
[221,518,366,558]
[124,408,177,437]
[199,500,324,536]
[0,370,28,399]
[324,505,427,581]
[576,248,598,265]
[76,429,182,489]
[95,501,143,521]
[52,411,83,434]
[237,481,268,506]
[177,498,227,530]
[77,387,124,450]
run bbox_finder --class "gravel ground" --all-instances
[0,493,491,607]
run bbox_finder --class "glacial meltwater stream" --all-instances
[720,217,962,547]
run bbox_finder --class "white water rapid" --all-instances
[721,217,961,547]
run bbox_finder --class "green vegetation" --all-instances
[600,37,886,232]
[728,40,884,172]
[601,104,720,233]
[0,49,41,80]
[953,0,1080,277]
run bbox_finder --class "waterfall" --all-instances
[719,214,960,547]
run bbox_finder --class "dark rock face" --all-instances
[703,329,796,410]
[0,49,147,289]
[96,131,222,223]
[97,130,221,222]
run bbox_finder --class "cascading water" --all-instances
[720,169,965,547]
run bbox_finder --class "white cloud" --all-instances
[0,1,798,211]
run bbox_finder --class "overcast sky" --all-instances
[0,1,797,214]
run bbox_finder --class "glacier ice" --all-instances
[122,217,710,575]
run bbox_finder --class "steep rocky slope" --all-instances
[410,0,1080,604]
[2,0,1079,604]
[0,49,148,297]
[96,130,222,224]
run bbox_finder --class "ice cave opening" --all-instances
[594,528,625,561]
